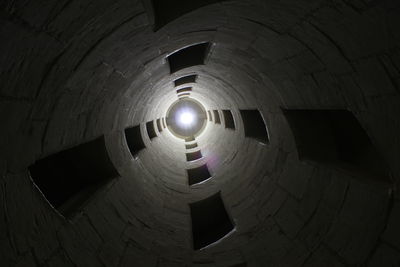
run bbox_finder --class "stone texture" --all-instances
[0,0,399,266]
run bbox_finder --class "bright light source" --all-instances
[179,112,194,125]
[176,108,197,129]
[179,111,194,125]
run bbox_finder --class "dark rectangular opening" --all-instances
[125,125,146,158]
[176,87,192,94]
[222,110,235,130]
[186,143,198,149]
[152,0,222,31]
[239,109,269,144]
[167,42,210,73]
[187,164,211,186]
[28,136,119,218]
[283,109,389,182]
[185,136,195,142]
[156,118,163,132]
[213,110,221,124]
[208,111,212,121]
[174,75,197,87]
[190,192,234,250]
[146,121,157,140]
[186,150,202,161]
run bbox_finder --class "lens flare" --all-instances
[176,108,196,128]
[179,112,194,125]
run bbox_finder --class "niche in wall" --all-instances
[28,136,119,218]
[283,109,390,182]
[208,110,212,121]
[186,150,203,161]
[146,121,157,140]
[125,125,146,158]
[167,42,211,73]
[213,110,221,124]
[186,143,198,149]
[190,192,234,250]
[152,0,222,30]
[239,109,269,144]
[223,110,235,130]
[187,164,211,185]
[156,118,163,132]
[175,75,197,87]
[176,87,192,94]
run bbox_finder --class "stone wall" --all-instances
[0,0,399,266]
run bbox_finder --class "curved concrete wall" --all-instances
[0,0,399,266]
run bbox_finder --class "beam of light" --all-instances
[180,112,194,125]
[176,108,197,129]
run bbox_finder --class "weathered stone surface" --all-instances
[368,242,400,267]
[0,0,399,266]
[382,200,400,250]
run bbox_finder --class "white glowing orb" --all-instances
[179,111,195,126]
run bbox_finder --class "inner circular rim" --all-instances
[166,98,207,139]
